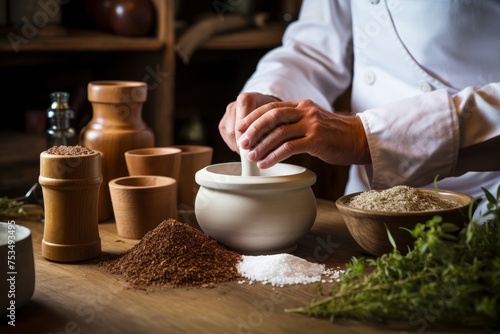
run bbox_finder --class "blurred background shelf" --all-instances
[0,29,165,52]
[201,25,285,50]
[0,0,175,198]
[0,0,348,201]
[0,132,45,198]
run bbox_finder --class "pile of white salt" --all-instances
[237,253,344,287]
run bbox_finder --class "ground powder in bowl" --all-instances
[348,185,460,212]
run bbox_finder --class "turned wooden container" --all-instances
[39,149,102,262]
[109,175,178,239]
[80,80,155,221]
[170,145,213,210]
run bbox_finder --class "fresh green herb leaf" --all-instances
[482,187,496,206]
[287,186,500,331]
[385,223,397,250]
[433,174,440,192]
[0,196,26,218]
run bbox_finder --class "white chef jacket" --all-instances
[241,0,500,218]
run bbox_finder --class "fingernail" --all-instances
[238,135,249,149]
[247,150,256,160]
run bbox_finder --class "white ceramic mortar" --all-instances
[0,222,35,315]
[194,162,317,254]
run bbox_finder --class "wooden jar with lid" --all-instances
[39,146,102,262]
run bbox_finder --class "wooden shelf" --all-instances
[0,28,164,52]
[201,25,285,50]
[0,0,176,150]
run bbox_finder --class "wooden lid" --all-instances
[39,151,102,181]
[88,80,147,103]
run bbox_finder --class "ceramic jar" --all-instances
[109,0,155,37]
[84,0,155,36]
[84,0,114,32]
[80,81,155,221]
[195,162,317,254]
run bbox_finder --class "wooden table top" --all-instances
[1,199,478,334]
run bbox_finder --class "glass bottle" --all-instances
[46,91,77,148]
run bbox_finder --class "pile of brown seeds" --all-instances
[100,219,242,287]
[46,145,96,155]
[348,185,461,212]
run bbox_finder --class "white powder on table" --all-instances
[237,253,343,287]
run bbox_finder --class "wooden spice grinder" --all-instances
[39,149,102,262]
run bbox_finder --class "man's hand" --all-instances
[236,99,371,168]
[219,92,280,153]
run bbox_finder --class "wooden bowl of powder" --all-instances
[336,186,475,257]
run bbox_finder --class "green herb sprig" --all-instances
[0,196,26,218]
[287,186,500,330]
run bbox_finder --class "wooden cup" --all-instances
[39,151,102,262]
[109,176,177,239]
[124,147,182,181]
[170,145,213,210]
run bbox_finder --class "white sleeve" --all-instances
[358,83,500,189]
[241,0,353,111]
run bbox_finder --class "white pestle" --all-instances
[239,147,260,176]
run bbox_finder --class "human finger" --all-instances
[236,101,300,134]
[219,101,239,152]
[255,136,309,169]
[238,104,303,150]
[234,93,262,141]
[246,114,306,161]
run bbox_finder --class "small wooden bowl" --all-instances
[336,188,475,257]
[124,147,182,180]
[109,176,177,239]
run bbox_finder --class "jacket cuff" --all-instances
[358,89,459,188]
